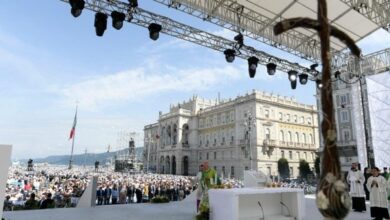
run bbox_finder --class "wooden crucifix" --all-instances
[274,0,361,219]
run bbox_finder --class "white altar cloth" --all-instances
[208,188,305,220]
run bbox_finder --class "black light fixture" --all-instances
[148,23,162,41]
[310,63,319,71]
[266,63,277,75]
[291,80,297,90]
[334,70,341,79]
[111,11,126,30]
[316,79,323,89]
[69,0,85,17]
[288,70,298,82]
[298,73,308,85]
[224,49,236,63]
[247,56,259,78]
[234,33,244,49]
[94,12,108,37]
[129,0,138,7]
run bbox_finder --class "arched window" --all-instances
[309,134,313,144]
[280,130,284,141]
[287,131,292,142]
[265,128,271,139]
[295,132,299,143]
[302,133,307,144]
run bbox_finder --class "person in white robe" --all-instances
[367,167,390,220]
[347,163,366,212]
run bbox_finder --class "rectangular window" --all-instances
[206,152,209,160]
[231,166,235,178]
[297,151,300,159]
[199,152,202,160]
[281,150,285,158]
[304,152,307,160]
[289,151,293,159]
[341,110,349,122]
[340,95,347,105]
[342,129,351,141]
[214,151,217,160]
[290,167,293,177]
[265,109,269,118]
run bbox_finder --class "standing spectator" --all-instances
[3,196,12,211]
[346,163,366,212]
[119,186,127,204]
[104,186,111,205]
[96,186,104,205]
[24,193,39,210]
[135,186,142,203]
[40,193,55,209]
[111,185,119,204]
[367,167,389,220]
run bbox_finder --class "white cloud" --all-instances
[59,65,242,110]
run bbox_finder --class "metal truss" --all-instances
[339,0,390,32]
[334,48,390,76]
[153,0,332,62]
[60,0,313,74]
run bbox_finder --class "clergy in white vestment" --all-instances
[367,167,390,220]
[347,163,366,212]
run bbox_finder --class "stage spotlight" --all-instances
[69,0,85,17]
[247,56,259,78]
[234,33,244,49]
[299,73,308,85]
[288,70,298,82]
[224,49,236,63]
[94,12,108,37]
[316,79,323,89]
[148,23,162,41]
[129,0,138,7]
[334,71,341,79]
[266,63,277,75]
[111,11,126,30]
[291,80,297,90]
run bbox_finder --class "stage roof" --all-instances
[166,0,388,61]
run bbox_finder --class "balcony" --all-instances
[182,143,189,148]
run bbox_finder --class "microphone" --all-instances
[257,201,265,220]
[280,201,291,217]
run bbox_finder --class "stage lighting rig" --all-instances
[111,11,126,30]
[266,62,277,75]
[129,0,138,8]
[248,56,259,78]
[148,23,162,40]
[224,49,236,63]
[234,33,244,49]
[69,0,85,17]
[95,12,108,37]
[298,73,308,85]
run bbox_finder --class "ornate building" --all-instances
[144,90,319,178]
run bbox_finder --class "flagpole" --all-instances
[69,104,78,169]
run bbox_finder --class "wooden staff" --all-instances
[274,0,361,219]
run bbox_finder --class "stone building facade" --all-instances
[144,90,319,178]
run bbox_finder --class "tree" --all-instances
[314,156,321,177]
[298,159,312,180]
[277,158,290,179]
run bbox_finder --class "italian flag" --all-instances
[69,108,77,140]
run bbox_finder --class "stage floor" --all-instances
[3,194,372,220]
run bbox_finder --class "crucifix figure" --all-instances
[274,0,361,219]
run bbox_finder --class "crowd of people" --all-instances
[4,165,89,211]
[3,164,221,211]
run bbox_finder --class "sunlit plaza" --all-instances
[1,0,390,220]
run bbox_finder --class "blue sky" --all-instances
[1,0,390,159]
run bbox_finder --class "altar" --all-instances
[208,188,305,220]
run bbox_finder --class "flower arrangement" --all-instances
[150,195,170,203]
